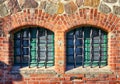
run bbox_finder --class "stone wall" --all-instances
[0,0,120,16]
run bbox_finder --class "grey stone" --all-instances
[103,0,117,3]
[44,2,58,15]
[0,0,6,4]
[0,4,8,17]
[64,1,78,14]
[39,1,46,9]
[22,0,38,8]
[76,0,83,7]
[7,0,21,14]
[99,3,111,14]
[113,6,120,15]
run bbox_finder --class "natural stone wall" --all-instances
[0,0,120,17]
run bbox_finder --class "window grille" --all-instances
[66,27,108,69]
[14,27,54,68]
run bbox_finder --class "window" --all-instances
[66,26,108,69]
[14,27,54,68]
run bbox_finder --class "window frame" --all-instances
[13,27,54,68]
[66,26,108,69]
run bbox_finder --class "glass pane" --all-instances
[76,39,82,46]
[39,47,46,51]
[84,51,90,61]
[31,29,37,38]
[92,29,99,37]
[76,56,82,64]
[48,52,54,57]
[48,34,54,39]
[75,29,83,38]
[67,39,73,46]
[23,48,29,55]
[93,39,99,43]
[23,55,28,63]
[23,40,29,47]
[23,30,28,37]
[48,46,54,51]
[14,40,21,47]
[76,48,82,55]
[67,56,74,64]
[15,56,21,63]
[15,48,21,55]
[67,48,74,55]
[15,32,21,38]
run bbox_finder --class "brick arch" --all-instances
[8,9,60,33]
[62,9,119,33]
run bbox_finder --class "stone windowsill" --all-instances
[10,66,57,75]
[65,66,113,74]
[10,66,113,75]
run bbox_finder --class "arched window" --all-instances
[14,27,54,68]
[66,26,108,70]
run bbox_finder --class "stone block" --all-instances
[84,0,100,7]
[57,2,64,14]
[7,0,21,14]
[64,1,78,14]
[0,0,6,4]
[113,6,120,15]
[44,2,58,15]
[76,0,83,7]
[39,1,46,9]
[99,3,111,14]
[0,4,8,17]
[22,0,38,8]
[103,0,117,3]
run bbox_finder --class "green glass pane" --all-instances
[38,63,45,67]
[101,47,107,51]
[47,63,54,66]
[85,39,90,43]
[85,47,90,51]
[100,62,107,66]
[92,61,99,66]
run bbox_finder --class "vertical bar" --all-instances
[28,28,31,68]
[90,28,93,68]
[82,28,84,68]
[99,30,101,68]
[45,30,48,68]
[73,30,76,68]
[20,30,23,67]
[37,28,39,68]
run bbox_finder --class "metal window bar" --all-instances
[37,28,40,68]
[90,28,93,68]
[99,30,102,68]
[28,28,31,68]
[82,28,84,68]
[45,30,48,68]
[36,28,38,68]
[73,30,76,68]
[20,30,23,67]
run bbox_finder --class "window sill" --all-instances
[10,66,57,75]
[65,66,113,74]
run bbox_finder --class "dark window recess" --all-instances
[66,27,108,69]
[14,27,54,68]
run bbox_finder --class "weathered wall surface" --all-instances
[0,0,120,84]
